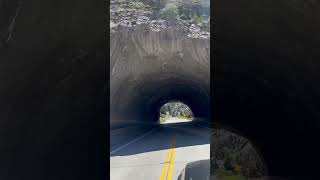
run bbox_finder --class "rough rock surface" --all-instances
[211,129,267,178]
[109,0,210,152]
[109,0,210,39]
[110,26,210,129]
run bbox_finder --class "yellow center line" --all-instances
[166,146,176,180]
[160,135,176,180]
[159,147,172,180]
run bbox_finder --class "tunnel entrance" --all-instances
[159,101,193,124]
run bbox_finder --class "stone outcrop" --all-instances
[110,0,210,39]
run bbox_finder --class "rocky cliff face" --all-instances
[110,26,210,128]
[110,0,210,39]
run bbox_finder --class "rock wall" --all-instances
[110,26,210,129]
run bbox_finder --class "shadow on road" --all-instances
[110,121,209,157]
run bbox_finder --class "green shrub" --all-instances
[160,116,169,123]
[192,14,204,24]
[177,6,192,20]
[160,3,178,21]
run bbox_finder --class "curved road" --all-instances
[110,120,210,180]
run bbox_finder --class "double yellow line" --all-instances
[160,136,176,180]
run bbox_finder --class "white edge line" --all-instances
[110,128,157,155]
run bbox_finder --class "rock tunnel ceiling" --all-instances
[110,27,210,129]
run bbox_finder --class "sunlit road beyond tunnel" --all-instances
[110,121,210,180]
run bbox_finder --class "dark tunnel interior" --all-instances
[1,0,320,179]
[110,27,210,149]
[111,74,210,128]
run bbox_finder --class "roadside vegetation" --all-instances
[211,129,267,179]
[160,3,179,21]
[159,102,193,123]
[158,0,208,24]
[192,14,204,24]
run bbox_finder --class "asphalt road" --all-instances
[110,120,210,180]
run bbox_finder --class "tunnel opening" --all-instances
[159,101,193,124]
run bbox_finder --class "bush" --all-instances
[160,3,178,21]
[160,116,170,123]
[177,6,192,20]
[192,14,204,24]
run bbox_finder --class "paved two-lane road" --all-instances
[110,120,210,180]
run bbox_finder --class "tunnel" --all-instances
[110,27,210,148]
